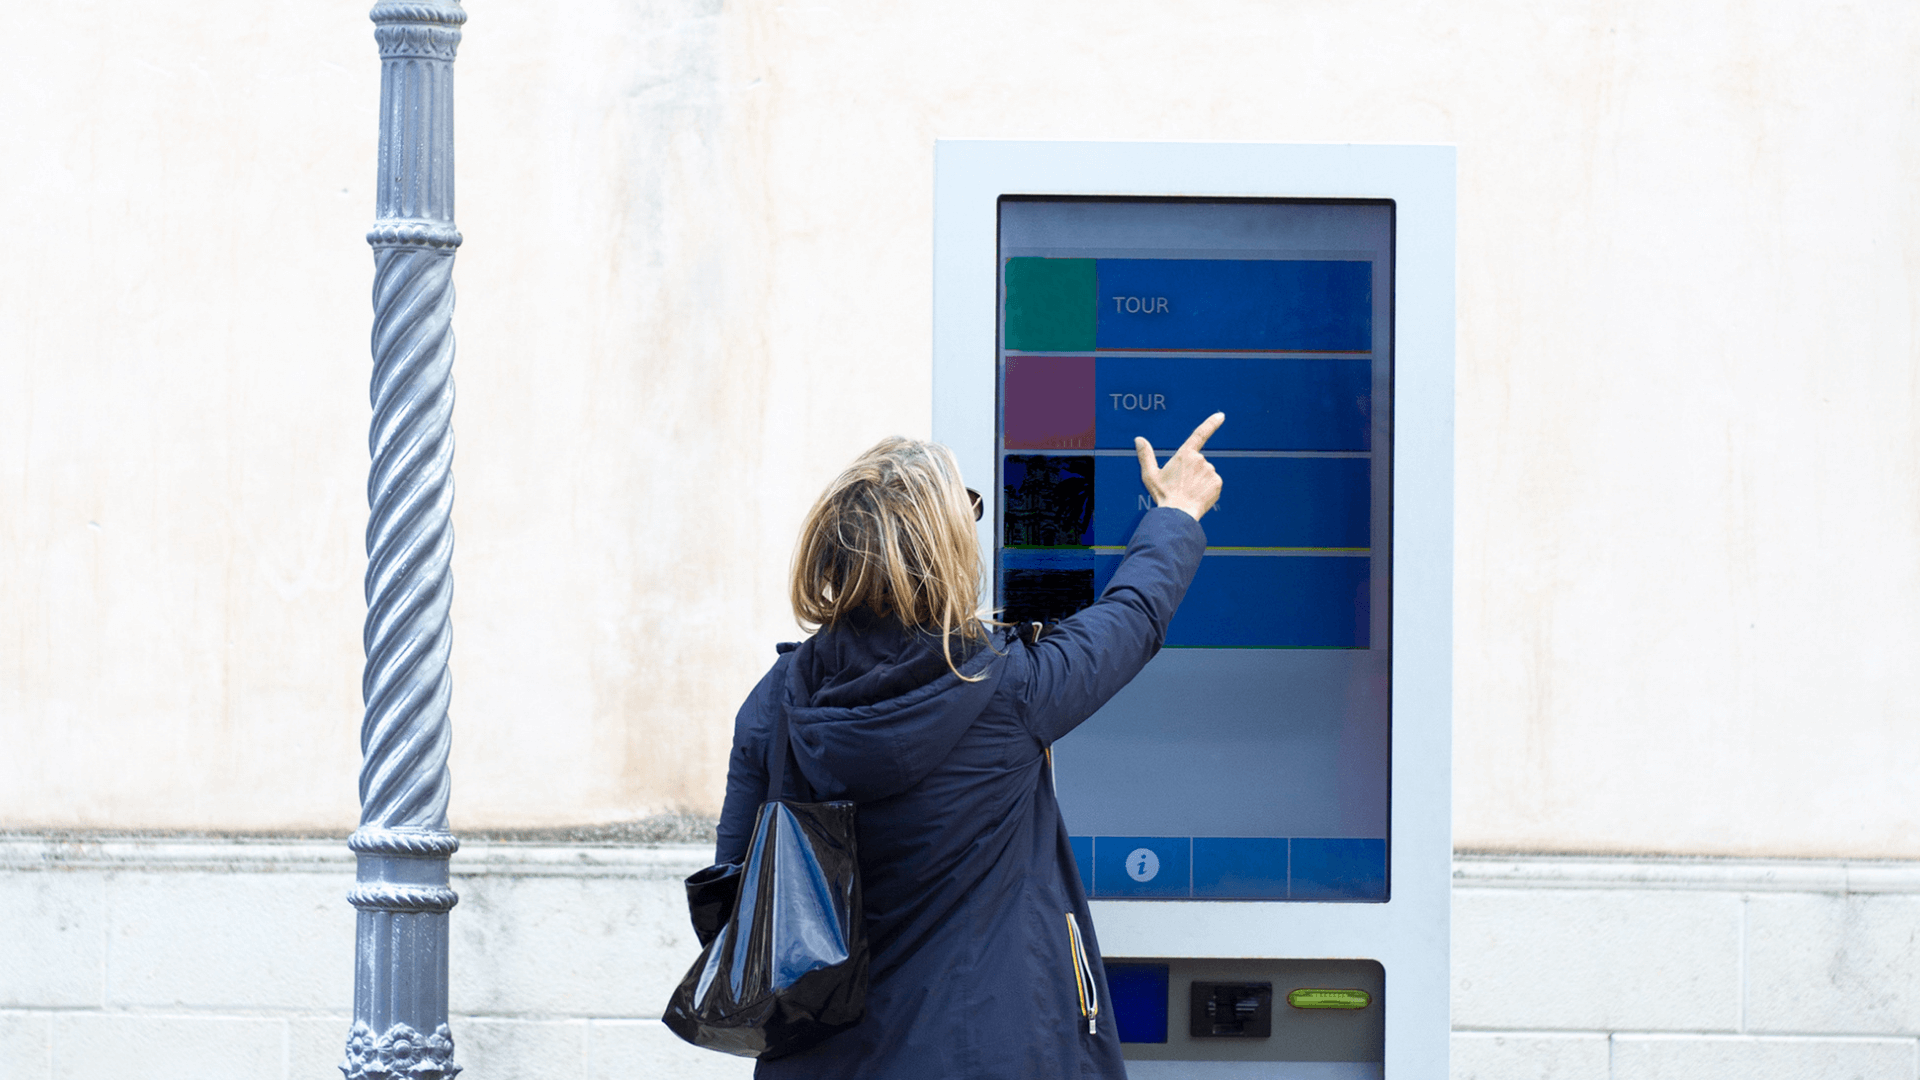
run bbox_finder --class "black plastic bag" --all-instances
[684,861,742,948]
[663,710,867,1058]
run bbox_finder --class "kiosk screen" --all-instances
[997,198,1393,902]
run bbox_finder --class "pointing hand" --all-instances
[1135,412,1225,522]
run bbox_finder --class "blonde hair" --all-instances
[791,437,989,677]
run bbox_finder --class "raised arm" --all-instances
[1015,413,1224,746]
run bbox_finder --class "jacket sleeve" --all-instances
[714,652,791,866]
[1015,506,1206,746]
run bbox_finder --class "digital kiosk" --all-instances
[932,142,1454,1078]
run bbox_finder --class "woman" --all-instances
[716,412,1225,1078]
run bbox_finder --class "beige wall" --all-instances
[3,1,1917,856]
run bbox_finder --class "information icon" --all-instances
[1126,847,1161,883]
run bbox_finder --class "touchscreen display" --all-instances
[997,198,1393,901]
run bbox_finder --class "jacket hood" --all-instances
[781,612,1003,803]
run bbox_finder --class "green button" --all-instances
[1287,988,1371,1010]
[1004,258,1096,351]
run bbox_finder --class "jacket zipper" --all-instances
[1064,912,1098,1034]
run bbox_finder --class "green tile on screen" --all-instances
[1004,258,1096,351]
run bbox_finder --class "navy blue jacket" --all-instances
[715,507,1206,1079]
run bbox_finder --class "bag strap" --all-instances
[766,706,791,805]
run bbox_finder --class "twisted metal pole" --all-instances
[343,3,464,1078]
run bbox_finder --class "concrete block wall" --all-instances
[3,839,1917,1079]
[0,839,748,1080]
[1452,855,1920,1080]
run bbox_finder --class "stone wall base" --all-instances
[3,838,1916,1079]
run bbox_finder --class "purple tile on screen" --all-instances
[1005,355,1094,449]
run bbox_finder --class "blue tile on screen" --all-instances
[1191,837,1291,899]
[1290,838,1388,901]
[1092,837,1191,898]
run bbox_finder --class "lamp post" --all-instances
[342,3,465,1078]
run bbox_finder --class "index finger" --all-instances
[1178,412,1227,454]
[1134,435,1159,478]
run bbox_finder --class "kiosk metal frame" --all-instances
[931,140,1454,1077]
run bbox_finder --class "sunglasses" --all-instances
[966,488,984,522]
